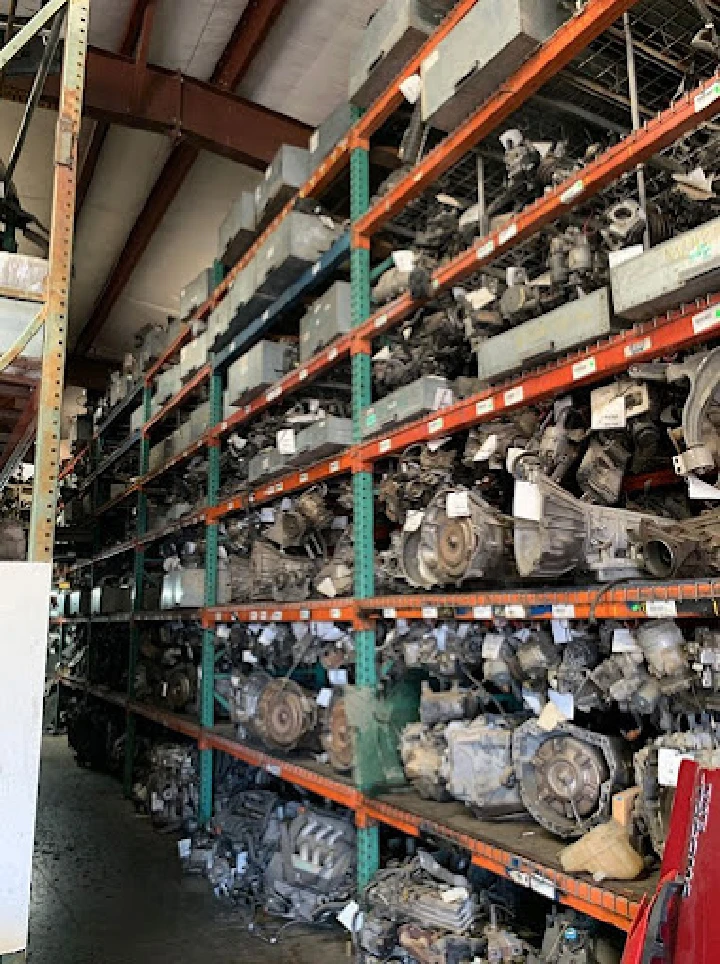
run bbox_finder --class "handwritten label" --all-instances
[428,417,444,434]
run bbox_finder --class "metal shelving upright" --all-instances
[51,0,720,937]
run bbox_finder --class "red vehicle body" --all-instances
[622,761,720,963]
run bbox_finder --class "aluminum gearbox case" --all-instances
[299,281,352,363]
[441,716,525,817]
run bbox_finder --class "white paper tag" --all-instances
[476,397,495,416]
[277,429,296,455]
[404,510,425,532]
[560,180,584,205]
[504,386,524,407]
[329,669,348,686]
[428,417,444,434]
[530,874,557,901]
[446,490,470,518]
[474,433,498,462]
[316,688,333,708]
[242,650,258,664]
[499,223,518,245]
[513,479,542,521]
[688,474,720,500]
[695,81,720,113]
[399,74,422,104]
[433,387,454,410]
[658,747,695,787]
[337,901,364,933]
[474,605,493,620]
[441,887,469,903]
[612,628,641,653]
[646,600,677,618]
[572,356,596,381]
[309,130,320,153]
[392,250,415,273]
[591,384,627,430]
[422,607,439,620]
[551,619,572,643]
[476,239,495,260]
[548,689,574,720]
[177,837,192,859]
[216,624,231,640]
[505,605,525,619]
[692,305,720,334]
[552,605,575,620]
[482,634,504,659]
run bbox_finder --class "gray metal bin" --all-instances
[299,281,352,362]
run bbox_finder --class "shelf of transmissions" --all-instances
[57,674,653,932]
[59,66,720,490]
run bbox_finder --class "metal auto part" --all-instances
[249,540,317,602]
[513,721,630,839]
[400,722,451,800]
[441,715,525,817]
[406,487,508,589]
[321,694,354,773]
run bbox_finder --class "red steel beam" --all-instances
[354,0,639,238]
[72,0,294,356]
[4,47,311,168]
[76,0,154,216]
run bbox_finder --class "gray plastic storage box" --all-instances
[361,376,453,437]
[249,448,293,483]
[190,400,210,441]
[256,146,311,227]
[473,288,617,383]
[226,340,295,407]
[175,419,193,453]
[300,281,352,362]
[421,0,563,131]
[218,193,257,268]
[179,267,214,319]
[255,212,341,299]
[309,103,355,168]
[349,0,450,108]
[292,416,353,466]
[610,214,720,320]
[179,332,207,382]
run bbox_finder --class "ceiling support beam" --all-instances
[4,45,310,168]
[77,0,154,216]
[72,0,292,356]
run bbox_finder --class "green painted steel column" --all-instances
[350,113,381,887]
[124,387,151,796]
[199,372,223,824]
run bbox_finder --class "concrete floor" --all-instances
[29,737,350,964]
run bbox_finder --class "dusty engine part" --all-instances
[371,252,435,307]
[142,743,199,831]
[0,519,25,560]
[400,723,451,801]
[296,485,334,529]
[396,925,486,964]
[588,653,661,717]
[559,819,644,882]
[231,671,319,753]
[636,620,691,687]
[513,472,679,582]
[602,199,647,250]
[532,910,616,964]
[263,808,356,921]
[418,681,479,725]
[689,625,720,696]
[634,729,720,856]
[393,621,484,678]
[314,559,353,598]
[378,444,457,525]
[67,699,125,772]
[516,630,562,687]
[442,715,525,818]
[360,852,480,962]
[576,435,631,505]
[263,509,309,548]
[373,309,469,396]
[399,487,508,590]
[513,722,630,839]
[321,694,354,773]
[463,411,541,471]
[639,509,720,578]
[549,633,603,712]
[249,540,317,602]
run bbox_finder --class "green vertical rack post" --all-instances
[199,259,225,825]
[123,386,151,796]
[349,111,380,887]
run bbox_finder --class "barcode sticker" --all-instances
[560,180,584,204]
[379,439,392,454]
[693,305,720,334]
[331,608,342,619]
[476,239,495,260]
[504,387,524,406]
[473,605,493,619]
[328,347,338,361]
[422,607,439,619]
[383,608,397,619]
[646,600,677,618]
[552,604,575,619]
[428,417,444,434]
[266,386,282,402]
[696,81,720,113]
[299,609,310,620]
[572,357,596,380]
[476,398,495,416]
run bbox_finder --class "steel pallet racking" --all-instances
[54,0,720,933]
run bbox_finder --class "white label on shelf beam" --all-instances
[383,608,397,619]
[266,386,282,402]
[693,305,720,334]
[331,608,342,619]
[312,262,321,276]
[299,609,310,620]
[422,607,439,619]
[499,223,518,245]
[560,180,584,204]
[374,314,388,329]
[505,605,525,619]
[250,611,258,621]
[476,398,495,416]
[329,460,340,473]
[696,81,720,113]
[328,347,338,361]
[266,765,281,776]
[473,605,493,619]
[272,611,283,621]
[572,356,596,380]
[504,387,524,407]
[646,599,677,618]
[476,239,495,260]
[300,473,309,483]
[379,439,392,454]
[552,604,575,619]
[299,369,308,381]
[530,874,557,901]
[259,611,267,620]
[625,337,652,359]
[428,417,444,434]
[507,869,530,889]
